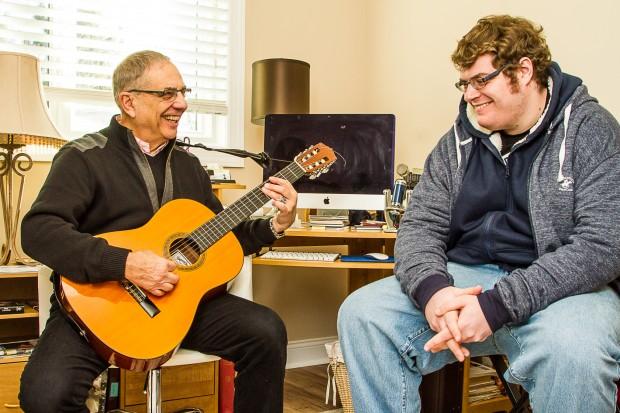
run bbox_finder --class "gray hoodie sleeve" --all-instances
[394,129,458,306]
[495,106,620,323]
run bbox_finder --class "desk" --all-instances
[253,227,396,293]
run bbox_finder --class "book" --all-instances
[219,359,235,413]
[352,225,383,231]
[0,301,25,314]
[308,215,349,227]
[0,339,38,358]
[0,265,40,274]
[359,219,386,228]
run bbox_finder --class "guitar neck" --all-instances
[191,161,306,252]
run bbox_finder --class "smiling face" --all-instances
[119,60,187,147]
[460,54,530,134]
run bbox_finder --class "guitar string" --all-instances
[193,164,304,248]
[192,164,302,248]
[194,151,321,248]
[171,160,307,259]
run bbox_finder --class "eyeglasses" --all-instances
[127,87,191,100]
[454,65,507,92]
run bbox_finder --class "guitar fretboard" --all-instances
[189,160,307,252]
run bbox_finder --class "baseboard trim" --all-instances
[286,336,338,369]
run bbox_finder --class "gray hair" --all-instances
[112,50,170,109]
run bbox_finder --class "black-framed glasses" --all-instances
[455,65,507,92]
[127,87,191,100]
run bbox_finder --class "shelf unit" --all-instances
[462,357,512,413]
[254,227,396,293]
[0,266,39,413]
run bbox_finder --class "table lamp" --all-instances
[0,51,66,265]
[251,58,310,125]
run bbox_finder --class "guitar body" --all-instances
[58,198,243,371]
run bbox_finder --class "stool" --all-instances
[488,355,530,413]
[146,348,221,413]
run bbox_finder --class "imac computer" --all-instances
[262,114,395,211]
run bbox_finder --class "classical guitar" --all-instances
[56,143,336,371]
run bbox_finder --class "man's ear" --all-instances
[118,92,136,118]
[517,57,535,86]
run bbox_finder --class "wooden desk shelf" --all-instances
[253,257,394,269]
[254,227,396,294]
[0,306,38,320]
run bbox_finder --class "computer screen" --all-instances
[263,114,395,210]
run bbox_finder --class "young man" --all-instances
[19,51,298,413]
[338,15,620,412]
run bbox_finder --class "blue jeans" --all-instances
[337,262,620,413]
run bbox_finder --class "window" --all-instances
[0,0,244,166]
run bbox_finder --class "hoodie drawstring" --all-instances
[454,124,472,168]
[557,104,574,191]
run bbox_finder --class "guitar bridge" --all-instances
[120,280,160,318]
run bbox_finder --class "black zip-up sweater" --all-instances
[21,116,276,284]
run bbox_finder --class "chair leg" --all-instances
[489,355,530,413]
[146,368,162,413]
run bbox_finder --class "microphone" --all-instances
[396,163,409,178]
[391,179,407,207]
[176,139,273,168]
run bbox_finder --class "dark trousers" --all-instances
[19,293,287,413]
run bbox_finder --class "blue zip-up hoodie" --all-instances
[395,63,620,330]
[447,64,581,270]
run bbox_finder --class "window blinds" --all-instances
[0,0,230,112]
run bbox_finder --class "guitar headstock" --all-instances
[294,143,337,179]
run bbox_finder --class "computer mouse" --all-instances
[364,252,390,260]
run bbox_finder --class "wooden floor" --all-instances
[284,364,342,413]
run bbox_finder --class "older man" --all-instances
[20,50,297,413]
[338,15,620,412]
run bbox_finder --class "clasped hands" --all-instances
[423,285,492,362]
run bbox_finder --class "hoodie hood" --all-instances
[457,62,583,141]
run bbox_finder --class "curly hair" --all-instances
[451,15,552,88]
[112,50,170,109]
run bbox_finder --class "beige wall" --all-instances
[242,0,372,340]
[363,0,620,169]
[9,0,620,342]
[242,0,620,341]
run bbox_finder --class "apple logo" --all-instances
[323,197,330,205]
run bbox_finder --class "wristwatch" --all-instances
[269,217,286,239]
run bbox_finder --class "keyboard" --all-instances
[260,250,341,262]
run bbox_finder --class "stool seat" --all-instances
[162,348,220,367]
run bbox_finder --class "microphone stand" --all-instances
[175,139,274,169]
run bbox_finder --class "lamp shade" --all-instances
[251,58,310,125]
[0,51,65,149]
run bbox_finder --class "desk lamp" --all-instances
[0,52,66,265]
[251,58,310,125]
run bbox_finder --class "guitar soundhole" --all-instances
[169,236,202,266]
